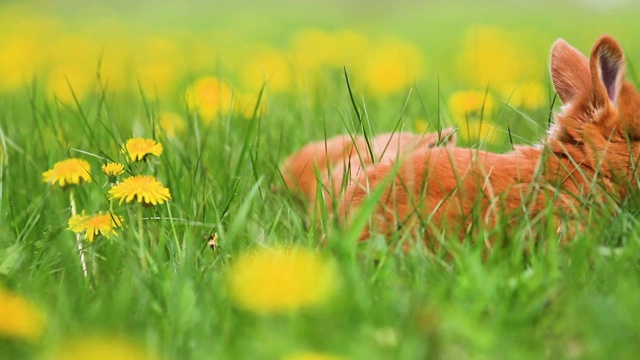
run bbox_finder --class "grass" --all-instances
[3,1,640,359]
[3,69,640,360]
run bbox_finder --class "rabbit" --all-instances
[281,35,640,245]
[281,129,456,209]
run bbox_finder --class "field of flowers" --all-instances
[3,0,640,359]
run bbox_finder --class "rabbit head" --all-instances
[548,35,640,196]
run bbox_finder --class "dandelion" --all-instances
[102,162,125,177]
[227,247,338,313]
[135,37,183,98]
[109,175,171,205]
[448,91,500,144]
[0,33,41,92]
[240,47,292,93]
[68,211,124,242]
[448,90,495,121]
[102,162,125,184]
[0,288,45,341]
[121,138,163,162]
[282,352,346,360]
[108,174,170,270]
[54,335,158,360]
[498,81,545,109]
[456,26,543,89]
[45,34,98,103]
[43,158,93,276]
[361,40,425,96]
[290,29,369,71]
[185,76,234,123]
[42,158,91,188]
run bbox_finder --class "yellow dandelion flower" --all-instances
[0,288,46,341]
[0,34,41,92]
[241,47,293,93]
[135,37,183,98]
[234,91,268,118]
[108,175,171,205]
[457,120,501,144]
[45,34,98,103]
[68,211,124,242]
[448,91,501,144]
[498,81,545,110]
[121,138,163,162]
[227,247,338,313]
[185,76,234,124]
[54,335,158,360]
[448,90,495,121]
[42,158,91,188]
[289,29,370,72]
[456,26,543,89]
[361,40,425,97]
[282,352,346,360]
[102,162,125,177]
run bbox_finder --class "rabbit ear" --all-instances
[550,39,590,104]
[589,35,626,108]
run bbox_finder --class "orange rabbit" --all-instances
[281,129,456,208]
[281,35,640,243]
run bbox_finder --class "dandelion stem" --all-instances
[69,189,89,278]
[138,204,147,270]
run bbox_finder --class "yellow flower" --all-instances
[234,91,268,118]
[68,211,124,242]
[282,352,346,360]
[457,120,500,144]
[498,81,545,110]
[121,138,163,162]
[54,335,157,360]
[109,175,171,205]
[185,76,234,124]
[448,91,500,144]
[0,288,46,341]
[456,26,543,89]
[289,29,369,71]
[241,47,292,93]
[0,33,41,92]
[227,247,338,313]
[135,37,183,98]
[361,40,425,96]
[43,158,92,188]
[45,34,98,103]
[102,162,125,177]
[448,90,495,121]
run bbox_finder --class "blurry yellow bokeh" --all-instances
[0,288,46,341]
[361,40,425,96]
[54,335,158,360]
[227,247,338,313]
[456,26,543,90]
[448,90,501,144]
[185,76,235,123]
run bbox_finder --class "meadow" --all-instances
[2,0,640,359]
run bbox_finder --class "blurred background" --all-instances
[1,0,639,144]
